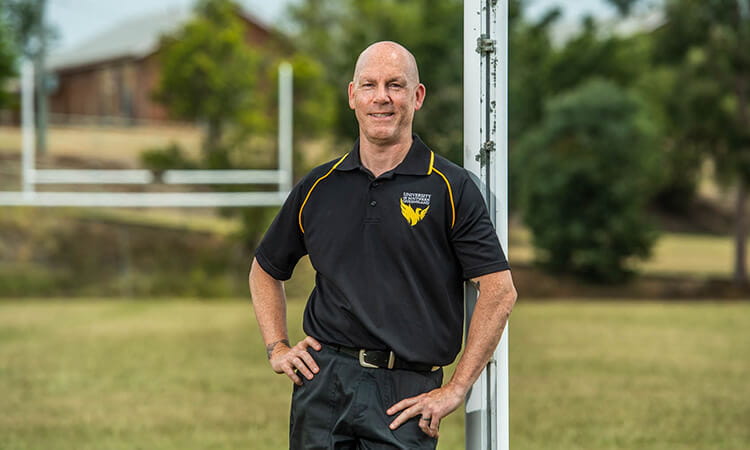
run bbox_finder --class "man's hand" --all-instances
[267,336,322,385]
[386,382,466,438]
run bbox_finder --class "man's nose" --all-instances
[373,84,391,103]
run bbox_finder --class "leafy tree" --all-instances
[1,0,56,153]
[0,2,18,107]
[288,0,464,161]
[508,5,559,142]
[508,7,657,211]
[605,0,644,17]
[591,0,708,214]
[513,79,659,282]
[155,0,264,165]
[257,52,337,176]
[651,0,750,285]
[1,0,52,56]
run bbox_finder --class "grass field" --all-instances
[1,299,747,449]
[508,226,746,279]
[0,125,202,163]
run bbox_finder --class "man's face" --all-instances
[348,47,426,146]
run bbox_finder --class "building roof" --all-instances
[47,5,271,72]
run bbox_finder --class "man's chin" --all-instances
[362,129,409,147]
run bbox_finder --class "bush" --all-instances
[513,79,659,282]
[139,143,197,175]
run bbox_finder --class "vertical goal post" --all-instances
[0,61,295,208]
[464,1,510,449]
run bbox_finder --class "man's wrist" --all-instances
[445,378,472,397]
[265,338,290,359]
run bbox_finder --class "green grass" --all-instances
[1,299,747,449]
[635,233,739,278]
[508,227,746,279]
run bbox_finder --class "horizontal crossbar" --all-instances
[162,170,286,184]
[32,170,154,184]
[29,169,286,185]
[0,191,288,207]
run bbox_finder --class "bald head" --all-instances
[353,41,420,86]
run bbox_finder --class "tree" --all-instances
[508,7,658,212]
[513,79,659,282]
[652,0,750,285]
[1,0,55,154]
[508,5,559,143]
[288,0,465,162]
[155,0,264,166]
[0,2,18,107]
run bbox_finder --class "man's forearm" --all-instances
[249,258,290,353]
[448,270,517,394]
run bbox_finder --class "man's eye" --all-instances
[390,84,402,88]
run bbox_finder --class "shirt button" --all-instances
[370,200,377,207]
[372,182,380,187]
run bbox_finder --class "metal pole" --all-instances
[21,60,36,197]
[278,62,294,193]
[464,0,509,449]
[35,0,48,156]
[495,3,511,450]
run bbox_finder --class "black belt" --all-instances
[329,344,440,372]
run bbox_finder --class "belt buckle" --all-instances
[358,349,396,369]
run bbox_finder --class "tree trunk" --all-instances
[33,0,48,156]
[732,64,749,286]
[204,119,222,156]
[733,179,748,286]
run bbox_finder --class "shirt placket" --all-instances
[364,179,383,224]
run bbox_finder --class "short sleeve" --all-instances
[254,180,308,281]
[451,171,510,279]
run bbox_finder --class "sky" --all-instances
[48,0,618,53]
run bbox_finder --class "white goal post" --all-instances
[0,61,294,207]
[464,1,510,449]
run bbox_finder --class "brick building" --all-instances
[47,6,275,124]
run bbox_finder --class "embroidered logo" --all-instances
[400,192,431,226]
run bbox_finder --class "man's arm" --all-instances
[386,269,517,438]
[249,257,321,385]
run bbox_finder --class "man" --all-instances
[249,41,517,449]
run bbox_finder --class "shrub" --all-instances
[139,143,197,175]
[513,79,659,282]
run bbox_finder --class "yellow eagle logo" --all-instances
[400,199,429,226]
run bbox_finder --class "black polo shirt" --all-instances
[255,135,509,366]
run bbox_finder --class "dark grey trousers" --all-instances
[289,345,444,449]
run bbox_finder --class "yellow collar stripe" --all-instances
[432,167,455,228]
[298,154,349,233]
[427,151,435,175]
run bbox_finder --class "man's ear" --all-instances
[348,81,356,110]
[414,83,426,111]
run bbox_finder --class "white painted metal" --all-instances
[162,170,287,185]
[463,0,488,447]
[0,191,287,207]
[33,169,154,184]
[21,60,35,197]
[27,169,286,185]
[464,0,510,449]
[278,62,294,193]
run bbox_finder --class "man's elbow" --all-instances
[506,283,518,308]
[493,270,517,311]
[249,257,271,288]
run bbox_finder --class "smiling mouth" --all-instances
[369,113,394,118]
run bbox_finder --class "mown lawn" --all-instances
[0,299,747,449]
[508,226,747,279]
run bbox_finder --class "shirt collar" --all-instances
[335,134,434,176]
